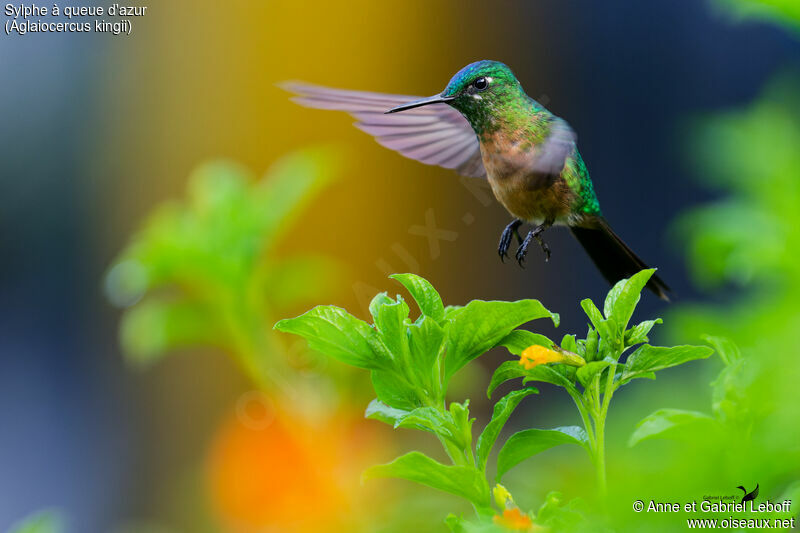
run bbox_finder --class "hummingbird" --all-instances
[282,60,669,299]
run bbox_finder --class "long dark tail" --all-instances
[570,218,671,301]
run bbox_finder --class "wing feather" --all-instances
[281,82,486,178]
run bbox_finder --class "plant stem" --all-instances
[590,362,618,499]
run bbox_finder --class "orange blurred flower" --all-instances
[493,508,537,531]
[206,396,386,532]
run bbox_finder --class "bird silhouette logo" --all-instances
[736,483,759,504]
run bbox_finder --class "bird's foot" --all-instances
[498,219,523,263]
[515,220,553,267]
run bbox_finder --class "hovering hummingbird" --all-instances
[282,60,669,299]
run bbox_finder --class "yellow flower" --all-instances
[493,483,514,510]
[492,508,536,531]
[519,345,586,370]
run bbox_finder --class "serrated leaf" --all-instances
[476,388,538,471]
[390,273,445,322]
[445,300,558,381]
[625,318,663,346]
[620,344,713,384]
[629,408,717,447]
[364,451,490,508]
[496,426,589,480]
[365,399,410,426]
[605,269,655,331]
[576,359,614,388]
[274,305,388,369]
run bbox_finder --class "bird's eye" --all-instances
[473,77,488,91]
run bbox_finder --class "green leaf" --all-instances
[265,254,345,309]
[522,365,579,391]
[407,315,445,391]
[8,510,62,533]
[579,299,615,342]
[395,406,460,443]
[536,491,587,531]
[498,329,556,354]
[603,279,627,319]
[620,344,713,384]
[374,296,411,365]
[369,292,394,321]
[560,334,578,354]
[583,327,599,362]
[605,269,655,331]
[364,399,410,426]
[629,408,718,447]
[496,426,589,480]
[444,305,465,320]
[274,305,388,369]
[702,335,741,365]
[449,400,475,450]
[390,273,445,322]
[576,359,614,388]
[445,300,558,380]
[487,360,528,399]
[119,298,221,366]
[364,451,490,508]
[476,388,538,471]
[370,369,419,411]
[624,318,663,346]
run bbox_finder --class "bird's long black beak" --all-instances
[385,93,455,114]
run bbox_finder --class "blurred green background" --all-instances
[1,0,799,531]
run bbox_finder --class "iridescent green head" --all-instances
[386,60,531,135]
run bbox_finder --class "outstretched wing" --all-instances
[280,82,486,178]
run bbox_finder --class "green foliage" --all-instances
[364,452,491,512]
[658,76,800,488]
[276,269,708,529]
[628,408,718,446]
[489,269,711,496]
[276,274,556,411]
[7,511,62,533]
[475,388,539,472]
[712,0,800,34]
[496,426,589,481]
[105,147,344,387]
[277,273,557,522]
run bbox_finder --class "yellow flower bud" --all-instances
[519,345,586,370]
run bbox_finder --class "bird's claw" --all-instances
[515,220,553,267]
[515,244,528,267]
[498,219,522,264]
